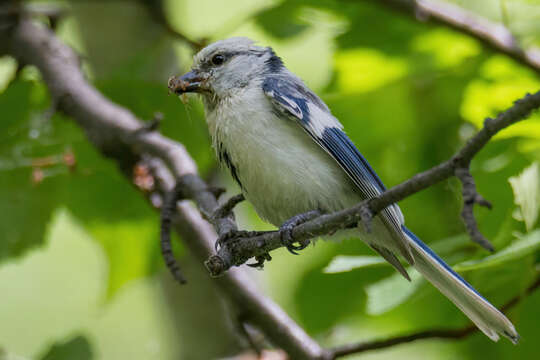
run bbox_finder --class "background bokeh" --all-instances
[1,0,539,359]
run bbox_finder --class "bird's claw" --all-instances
[247,253,272,268]
[278,210,322,255]
[279,223,309,255]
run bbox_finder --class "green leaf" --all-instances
[365,268,423,315]
[334,49,408,94]
[255,3,309,38]
[40,335,93,360]
[428,233,472,254]
[90,219,163,297]
[353,234,478,315]
[0,80,59,263]
[455,230,540,272]
[0,77,179,292]
[508,162,540,231]
[0,56,17,94]
[411,28,481,69]
[460,56,540,143]
[323,255,386,273]
[323,234,471,274]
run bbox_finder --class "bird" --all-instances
[168,37,518,344]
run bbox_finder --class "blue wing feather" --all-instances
[262,75,400,220]
[263,78,306,122]
[320,127,387,194]
[262,75,412,264]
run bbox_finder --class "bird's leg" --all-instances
[212,193,245,220]
[210,193,262,250]
[212,194,274,262]
[279,209,323,255]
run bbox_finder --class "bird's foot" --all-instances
[247,252,272,269]
[279,209,323,255]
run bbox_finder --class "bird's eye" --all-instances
[211,54,225,66]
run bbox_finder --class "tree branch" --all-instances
[330,275,540,358]
[204,89,540,276]
[455,167,493,251]
[364,0,540,73]
[0,16,329,360]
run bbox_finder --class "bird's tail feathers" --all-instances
[369,243,411,281]
[402,226,519,344]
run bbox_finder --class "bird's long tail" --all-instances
[402,226,519,343]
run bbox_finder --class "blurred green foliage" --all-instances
[1,0,539,359]
[39,336,93,360]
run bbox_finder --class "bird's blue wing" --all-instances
[262,76,413,264]
[262,75,393,206]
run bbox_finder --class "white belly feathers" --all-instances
[205,87,359,226]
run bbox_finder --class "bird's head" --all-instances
[168,37,283,102]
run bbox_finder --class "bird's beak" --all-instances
[168,70,205,94]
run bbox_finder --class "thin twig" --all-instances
[160,183,187,284]
[330,275,540,358]
[455,167,494,251]
[331,327,476,358]
[366,0,540,72]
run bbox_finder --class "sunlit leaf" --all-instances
[323,255,386,273]
[90,219,163,297]
[455,230,540,271]
[323,234,472,274]
[411,28,481,68]
[0,56,17,94]
[334,49,408,93]
[460,56,540,141]
[508,162,540,231]
[0,209,187,359]
[165,0,273,39]
[0,209,106,357]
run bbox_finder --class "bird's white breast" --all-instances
[205,86,360,227]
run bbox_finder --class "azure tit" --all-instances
[169,37,518,343]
